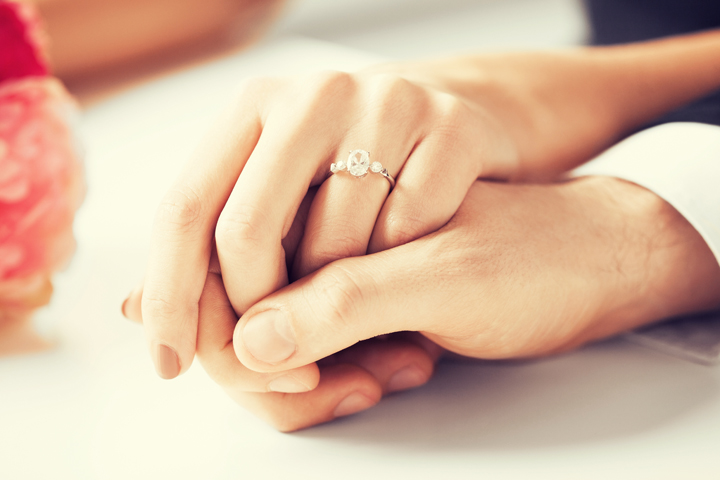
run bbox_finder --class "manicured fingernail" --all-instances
[387,365,427,393]
[155,344,180,380]
[268,375,310,393]
[333,392,374,418]
[242,310,296,365]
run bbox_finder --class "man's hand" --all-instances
[125,176,720,431]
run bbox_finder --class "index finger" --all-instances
[141,87,263,379]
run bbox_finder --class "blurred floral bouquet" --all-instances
[0,1,84,331]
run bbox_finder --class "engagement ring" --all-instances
[329,149,395,190]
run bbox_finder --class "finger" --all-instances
[291,148,400,280]
[281,188,317,274]
[225,336,441,431]
[390,331,446,362]
[232,237,445,372]
[124,238,322,392]
[227,363,382,432]
[368,100,481,253]
[122,240,226,325]
[216,72,358,316]
[122,284,143,324]
[123,184,314,376]
[333,336,436,394]
[292,76,426,278]
[142,87,264,380]
[197,271,319,393]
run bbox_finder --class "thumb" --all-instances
[233,239,438,373]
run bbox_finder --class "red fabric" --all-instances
[0,1,48,83]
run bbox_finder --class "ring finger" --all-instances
[291,141,412,279]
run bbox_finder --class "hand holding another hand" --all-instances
[127,33,720,429]
[125,176,720,431]
[138,64,523,381]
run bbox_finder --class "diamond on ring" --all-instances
[327,149,395,190]
[347,149,370,177]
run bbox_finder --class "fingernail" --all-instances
[155,344,180,380]
[333,392,374,418]
[268,375,311,393]
[121,297,129,317]
[242,310,296,365]
[387,365,427,393]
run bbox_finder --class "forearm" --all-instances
[31,0,282,80]
[392,29,720,180]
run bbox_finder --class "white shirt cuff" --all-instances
[573,122,720,267]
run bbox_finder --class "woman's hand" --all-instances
[139,67,521,380]
[125,176,720,430]
[124,188,445,419]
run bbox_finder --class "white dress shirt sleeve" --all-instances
[573,122,720,267]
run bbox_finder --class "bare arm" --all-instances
[389,29,720,179]
[31,0,283,81]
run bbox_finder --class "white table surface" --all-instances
[3,2,720,478]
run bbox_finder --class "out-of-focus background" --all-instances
[59,0,587,102]
[269,0,587,57]
[4,1,720,479]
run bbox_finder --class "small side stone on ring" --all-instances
[370,161,383,173]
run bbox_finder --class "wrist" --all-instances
[571,176,720,344]
[383,30,720,181]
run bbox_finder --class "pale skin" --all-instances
[124,176,720,431]
[25,0,720,430]
[31,0,284,100]
[133,29,720,372]
[122,29,720,429]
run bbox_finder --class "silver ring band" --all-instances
[328,149,395,190]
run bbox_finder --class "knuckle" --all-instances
[434,94,472,136]
[371,73,412,97]
[154,187,205,235]
[215,204,271,256]
[310,70,355,94]
[279,71,356,129]
[142,292,193,327]
[309,264,367,330]
[382,210,431,248]
[369,74,423,120]
[299,70,356,108]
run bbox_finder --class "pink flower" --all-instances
[0,78,84,317]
